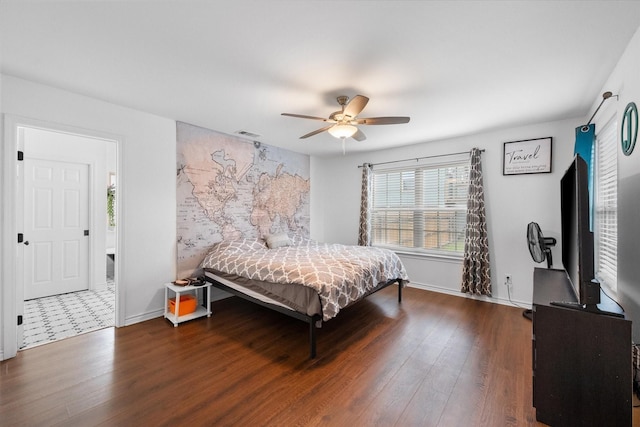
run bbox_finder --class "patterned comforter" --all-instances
[200,239,409,321]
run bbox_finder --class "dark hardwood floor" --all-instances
[1,286,544,426]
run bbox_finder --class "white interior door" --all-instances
[24,158,90,299]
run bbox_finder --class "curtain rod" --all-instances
[581,91,618,132]
[357,149,485,168]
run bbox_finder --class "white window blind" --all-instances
[371,156,470,256]
[594,117,617,291]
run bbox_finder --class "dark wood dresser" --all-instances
[532,267,632,426]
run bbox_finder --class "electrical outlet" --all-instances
[505,274,512,286]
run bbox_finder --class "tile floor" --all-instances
[21,281,115,349]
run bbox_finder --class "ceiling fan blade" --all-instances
[354,116,410,125]
[343,95,369,118]
[300,125,334,139]
[281,113,333,122]
[352,129,367,141]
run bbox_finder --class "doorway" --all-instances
[15,125,118,350]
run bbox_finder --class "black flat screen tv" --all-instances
[553,154,623,317]
[562,154,598,305]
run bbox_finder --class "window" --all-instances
[371,156,470,256]
[594,117,617,292]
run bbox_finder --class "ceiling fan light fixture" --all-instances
[281,94,409,144]
[328,124,357,139]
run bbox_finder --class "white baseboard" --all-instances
[119,282,530,329]
[124,308,164,327]
[122,287,233,327]
[407,281,532,310]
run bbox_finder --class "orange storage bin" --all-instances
[168,294,197,316]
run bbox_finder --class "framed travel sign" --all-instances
[503,137,552,175]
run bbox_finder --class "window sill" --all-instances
[376,246,464,262]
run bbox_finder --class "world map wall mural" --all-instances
[176,122,310,278]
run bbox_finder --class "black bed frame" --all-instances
[203,276,404,358]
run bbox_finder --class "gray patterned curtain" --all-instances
[358,163,373,246]
[461,148,491,295]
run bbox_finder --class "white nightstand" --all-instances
[164,281,212,326]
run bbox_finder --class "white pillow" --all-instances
[264,232,291,249]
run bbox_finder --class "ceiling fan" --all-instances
[281,95,410,142]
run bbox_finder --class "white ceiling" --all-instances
[2,1,640,157]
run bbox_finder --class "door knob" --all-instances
[24,241,29,246]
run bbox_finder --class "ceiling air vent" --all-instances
[235,130,261,138]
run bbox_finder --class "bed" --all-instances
[200,235,409,358]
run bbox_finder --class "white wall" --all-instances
[311,118,579,306]
[599,25,640,342]
[1,75,176,359]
